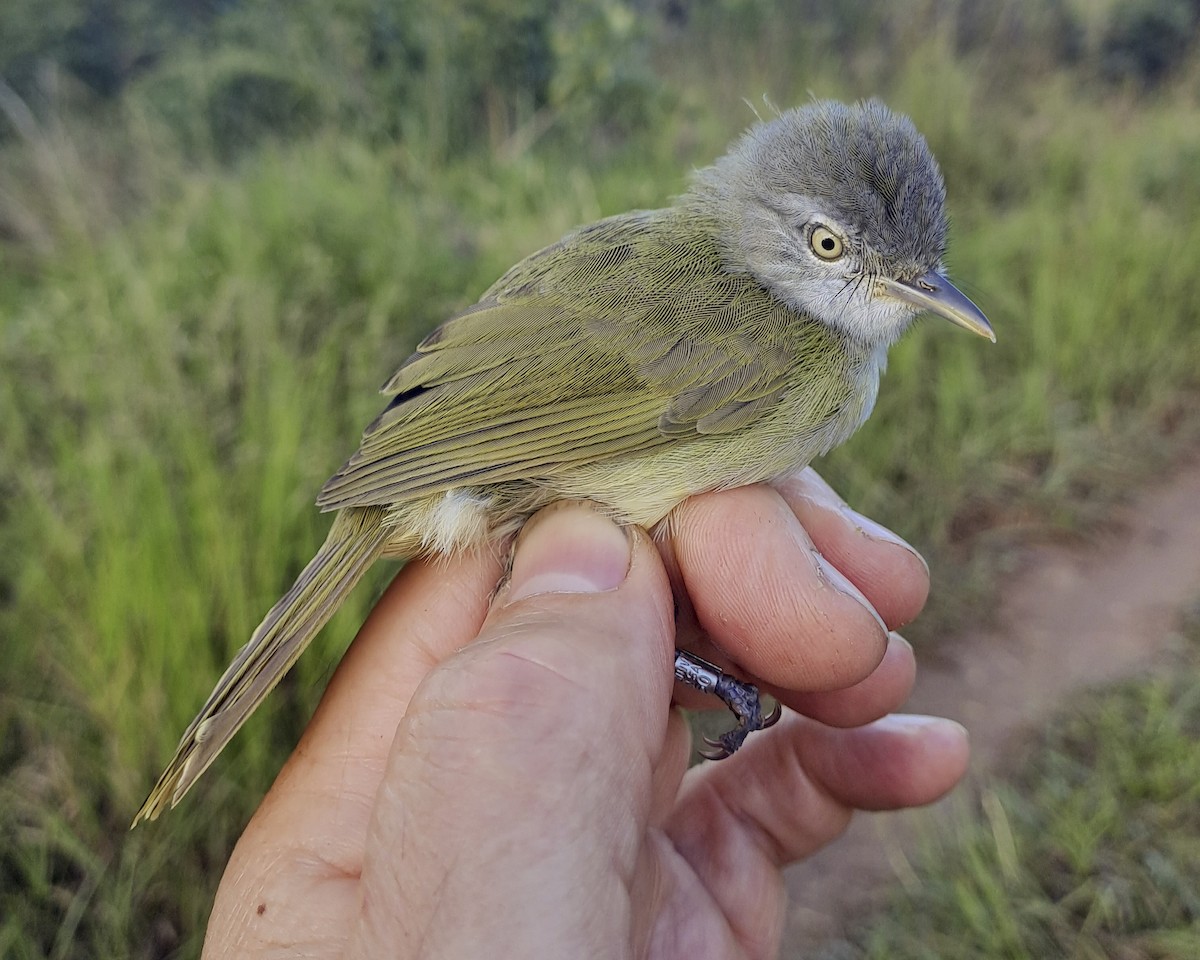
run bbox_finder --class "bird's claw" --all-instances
[762,698,783,728]
[674,650,781,761]
[699,737,732,762]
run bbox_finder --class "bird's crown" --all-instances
[689,99,953,347]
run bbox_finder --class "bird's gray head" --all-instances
[690,99,992,348]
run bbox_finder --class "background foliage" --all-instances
[3,0,1200,956]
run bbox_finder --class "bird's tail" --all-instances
[133,505,392,825]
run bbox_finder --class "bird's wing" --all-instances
[316,209,808,510]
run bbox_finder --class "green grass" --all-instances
[5,13,1200,958]
[813,603,1200,960]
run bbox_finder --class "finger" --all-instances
[773,631,916,728]
[205,550,502,957]
[665,713,969,955]
[347,503,679,957]
[669,630,915,735]
[773,468,930,630]
[788,713,970,812]
[648,708,695,826]
[670,484,889,692]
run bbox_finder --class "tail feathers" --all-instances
[133,506,391,825]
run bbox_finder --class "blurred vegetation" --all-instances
[817,602,1200,960]
[3,0,1200,956]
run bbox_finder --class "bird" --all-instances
[134,98,993,824]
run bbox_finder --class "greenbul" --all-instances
[135,98,992,823]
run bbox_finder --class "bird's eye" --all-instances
[809,226,844,261]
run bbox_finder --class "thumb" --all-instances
[502,499,638,601]
[392,499,678,772]
[469,499,678,761]
[347,502,680,956]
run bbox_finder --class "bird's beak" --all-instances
[877,271,995,342]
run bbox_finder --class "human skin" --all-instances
[203,469,969,959]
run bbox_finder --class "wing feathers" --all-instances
[317,207,812,512]
[318,390,667,508]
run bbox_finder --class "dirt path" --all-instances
[782,455,1200,954]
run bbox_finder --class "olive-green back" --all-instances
[316,206,854,510]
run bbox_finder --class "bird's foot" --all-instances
[673,650,782,760]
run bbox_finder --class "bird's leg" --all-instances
[674,650,782,760]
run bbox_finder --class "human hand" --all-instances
[203,469,968,959]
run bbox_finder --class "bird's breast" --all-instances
[385,341,885,555]
[544,339,886,526]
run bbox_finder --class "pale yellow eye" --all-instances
[809,226,844,261]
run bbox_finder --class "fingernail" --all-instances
[878,714,969,742]
[811,549,888,637]
[507,502,631,601]
[845,508,929,576]
[779,470,929,576]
